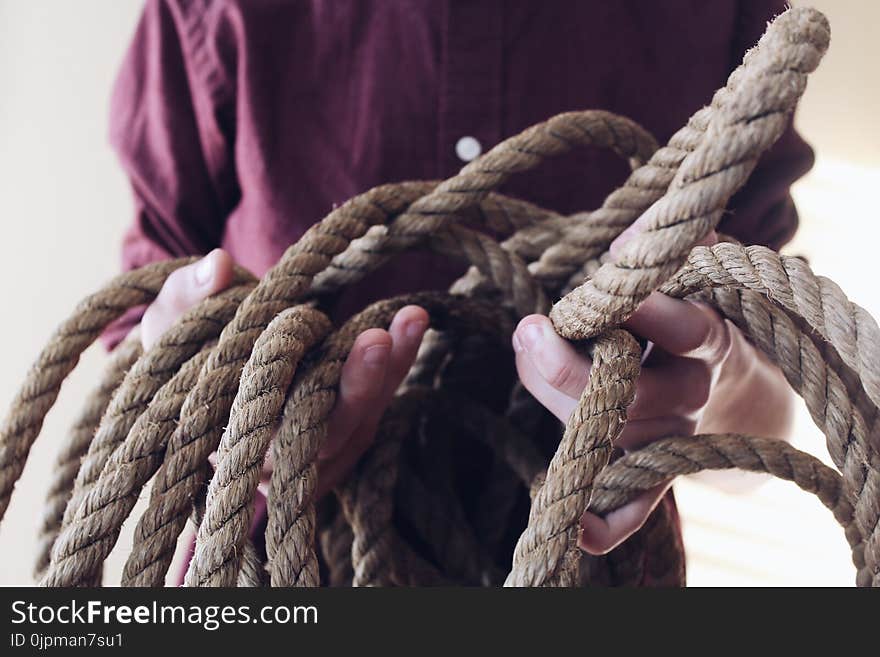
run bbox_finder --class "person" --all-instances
[105,0,810,578]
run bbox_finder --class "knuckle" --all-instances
[543,357,577,392]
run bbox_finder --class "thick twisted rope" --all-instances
[506,329,641,586]
[335,394,414,587]
[590,433,865,581]
[5,7,872,589]
[266,292,512,586]
[43,283,255,586]
[33,330,142,582]
[592,434,852,521]
[410,15,831,585]
[0,258,197,522]
[664,243,880,415]
[175,113,653,584]
[693,286,877,585]
[608,502,686,587]
[185,305,332,586]
[120,109,646,585]
[551,8,830,338]
[60,283,254,526]
[639,242,880,586]
[43,342,217,586]
[319,510,355,587]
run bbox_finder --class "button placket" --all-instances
[438,1,503,175]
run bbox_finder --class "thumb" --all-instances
[141,249,234,350]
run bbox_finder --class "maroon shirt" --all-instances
[110,0,812,330]
[110,0,813,583]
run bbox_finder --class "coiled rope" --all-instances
[1,7,871,587]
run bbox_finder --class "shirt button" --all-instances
[455,136,482,162]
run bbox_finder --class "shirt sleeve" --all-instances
[718,0,815,249]
[103,0,238,348]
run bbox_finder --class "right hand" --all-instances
[141,249,428,497]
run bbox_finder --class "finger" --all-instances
[513,349,591,424]
[514,316,590,399]
[513,315,591,422]
[316,307,428,495]
[628,356,711,420]
[141,248,234,350]
[623,294,731,366]
[321,329,391,460]
[578,483,671,555]
[380,305,429,401]
[615,416,696,451]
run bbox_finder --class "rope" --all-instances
[2,7,868,587]
[550,8,829,337]
[43,282,256,587]
[185,305,331,586]
[590,433,866,581]
[33,330,142,583]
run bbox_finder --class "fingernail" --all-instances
[362,344,389,366]
[194,255,215,286]
[518,324,542,352]
[404,319,427,340]
[512,333,523,352]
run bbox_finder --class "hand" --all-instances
[513,231,792,555]
[141,249,428,498]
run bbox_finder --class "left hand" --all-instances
[513,232,791,555]
[313,304,428,497]
[257,303,429,498]
[138,249,429,500]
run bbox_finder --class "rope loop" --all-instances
[3,8,872,587]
